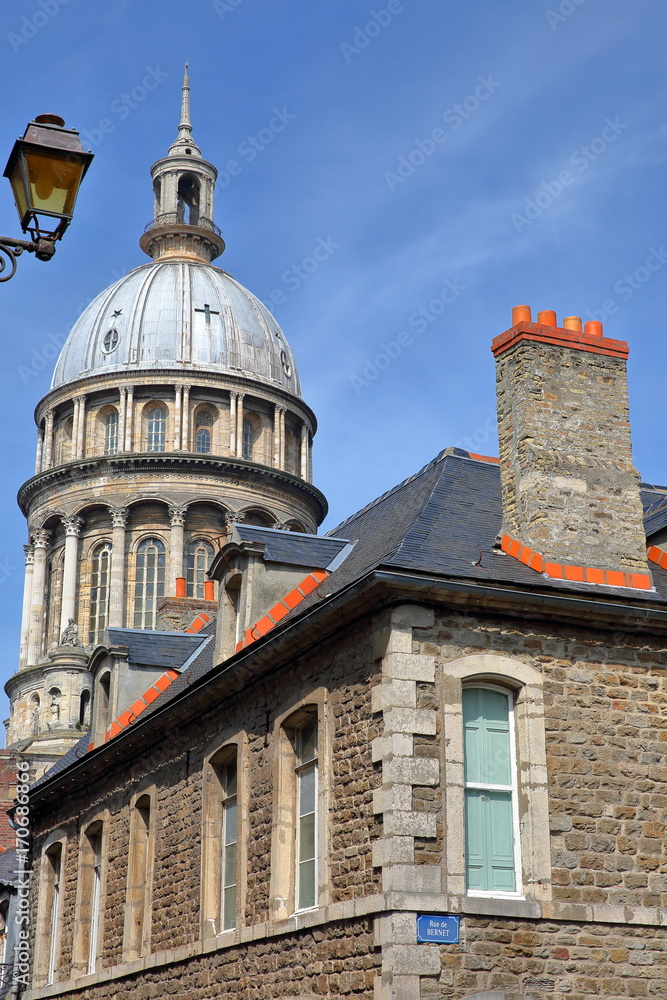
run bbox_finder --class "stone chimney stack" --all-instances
[492,306,651,589]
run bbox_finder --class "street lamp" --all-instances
[1,114,93,282]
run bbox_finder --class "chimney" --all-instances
[491,306,651,589]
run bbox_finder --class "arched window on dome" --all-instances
[285,425,301,478]
[89,543,112,644]
[242,416,258,461]
[176,174,200,226]
[196,428,211,454]
[134,538,166,629]
[104,410,118,456]
[55,417,73,466]
[146,408,166,453]
[193,407,216,455]
[186,539,215,599]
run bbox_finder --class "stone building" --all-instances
[6,68,324,779]
[15,76,667,1000]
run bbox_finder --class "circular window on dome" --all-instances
[280,349,292,377]
[102,328,120,354]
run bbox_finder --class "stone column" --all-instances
[168,505,187,595]
[273,404,281,468]
[76,395,87,459]
[19,545,35,669]
[229,392,238,455]
[279,407,286,469]
[59,515,84,635]
[124,385,134,452]
[108,507,128,628]
[27,529,50,665]
[300,423,309,481]
[119,387,127,451]
[35,428,44,475]
[236,394,245,457]
[174,386,183,451]
[43,409,54,470]
[182,385,191,451]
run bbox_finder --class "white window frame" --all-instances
[221,753,238,930]
[295,716,318,912]
[463,683,523,900]
[46,844,63,985]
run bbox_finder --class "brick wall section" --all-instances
[28,617,381,987]
[494,331,649,574]
[415,611,667,912]
[425,917,667,998]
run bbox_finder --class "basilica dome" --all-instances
[51,259,301,395]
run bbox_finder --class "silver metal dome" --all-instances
[51,260,301,394]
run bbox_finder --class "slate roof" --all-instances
[31,732,91,789]
[234,524,350,569]
[0,849,19,886]
[130,620,218,724]
[106,628,208,669]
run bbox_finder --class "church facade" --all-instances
[16,74,667,1000]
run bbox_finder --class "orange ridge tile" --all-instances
[503,532,652,591]
[468,453,500,464]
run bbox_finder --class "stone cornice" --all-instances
[17,452,328,523]
[34,368,317,432]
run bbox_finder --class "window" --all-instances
[89,543,112,644]
[196,427,211,454]
[463,686,519,894]
[221,754,238,930]
[176,173,200,225]
[103,410,118,454]
[441,654,552,906]
[101,329,119,354]
[35,838,66,988]
[79,689,91,727]
[295,716,318,910]
[72,820,105,977]
[146,407,166,452]
[271,700,326,919]
[186,539,214,598]
[242,416,256,461]
[133,538,166,628]
[123,794,153,961]
[202,741,246,940]
[46,845,62,984]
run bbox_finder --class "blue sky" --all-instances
[1,0,666,703]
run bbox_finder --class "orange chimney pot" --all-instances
[537,310,557,326]
[512,305,532,325]
[563,316,583,332]
[204,580,215,601]
[175,577,186,598]
[584,320,603,338]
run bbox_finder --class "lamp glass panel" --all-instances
[24,148,85,217]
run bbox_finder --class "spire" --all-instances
[168,62,201,157]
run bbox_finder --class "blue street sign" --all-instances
[416,914,460,944]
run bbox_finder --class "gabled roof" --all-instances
[106,628,208,669]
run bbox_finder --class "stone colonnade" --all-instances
[34,384,313,481]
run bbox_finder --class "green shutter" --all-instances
[463,688,516,892]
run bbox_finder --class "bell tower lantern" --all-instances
[139,63,224,263]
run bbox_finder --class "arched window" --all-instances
[103,410,118,455]
[133,538,166,628]
[186,539,214,598]
[176,174,200,225]
[463,686,519,894]
[242,417,257,461]
[285,427,300,477]
[79,689,91,727]
[124,794,153,960]
[89,543,112,644]
[146,408,166,453]
[196,427,211,454]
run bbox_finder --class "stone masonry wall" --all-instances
[495,339,648,572]
[29,615,382,992]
